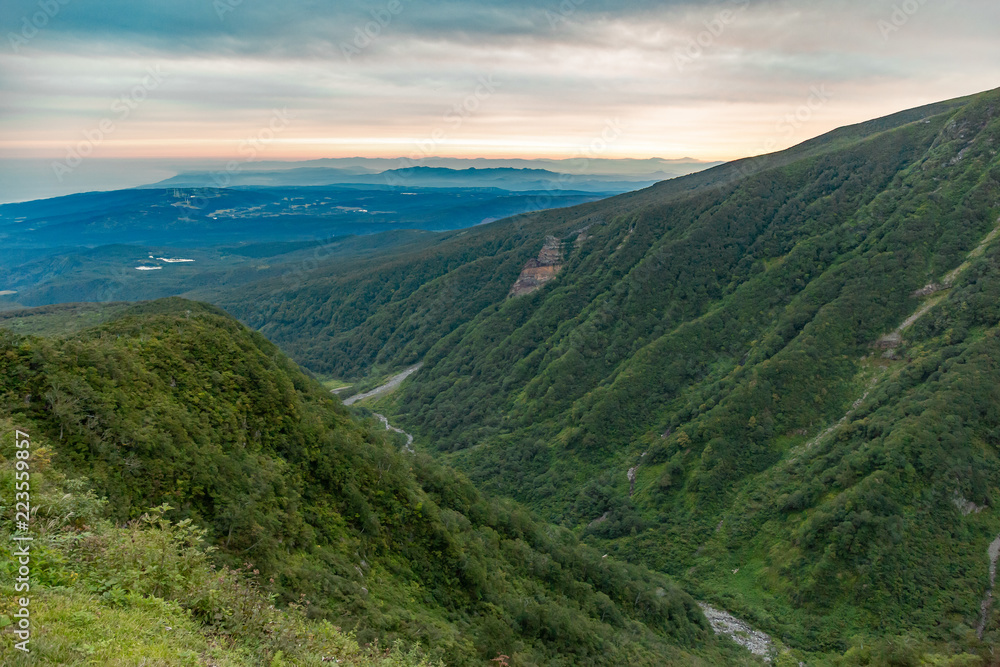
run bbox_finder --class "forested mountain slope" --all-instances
[0,299,749,665]
[214,88,1000,661]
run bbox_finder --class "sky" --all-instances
[1,0,999,173]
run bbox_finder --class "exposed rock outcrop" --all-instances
[572,223,595,250]
[954,492,986,516]
[874,331,903,358]
[911,282,944,298]
[627,452,646,497]
[509,236,564,297]
[698,603,774,662]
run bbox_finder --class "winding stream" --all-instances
[336,364,422,453]
[373,412,415,454]
[976,535,1000,639]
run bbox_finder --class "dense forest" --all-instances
[0,299,751,665]
[209,88,1000,663]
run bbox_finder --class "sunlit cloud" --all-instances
[0,0,998,163]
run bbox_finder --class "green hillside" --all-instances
[0,299,748,665]
[213,88,1000,662]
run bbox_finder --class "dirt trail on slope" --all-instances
[799,217,1000,454]
[943,224,1000,286]
[800,372,884,453]
[895,296,945,333]
[787,217,1000,636]
[343,364,423,406]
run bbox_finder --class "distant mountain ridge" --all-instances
[0,156,718,206]
[229,155,718,177]
[146,163,701,192]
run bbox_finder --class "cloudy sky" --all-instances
[1,0,999,168]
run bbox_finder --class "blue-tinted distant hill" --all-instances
[0,184,610,250]
[146,165,683,192]
[0,180,632,310]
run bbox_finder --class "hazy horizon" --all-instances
[3,2,999,164]
[0,154,725,205]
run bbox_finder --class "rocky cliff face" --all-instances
[508,235,564,297]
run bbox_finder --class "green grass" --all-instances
[0,423,440,667]
[1,589,225,666]
[320,377,353,392]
